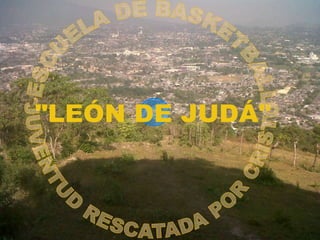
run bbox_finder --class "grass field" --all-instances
[8,140,320,240]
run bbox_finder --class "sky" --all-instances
[0,0,319,27]
[67,0,320,27]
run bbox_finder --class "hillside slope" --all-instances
[5,140,320,240]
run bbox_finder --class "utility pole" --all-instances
[239,129,244,155]
[293,140,298,168]
[312,143,320,169]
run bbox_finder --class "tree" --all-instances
[39,73,112,159]
[116,120,142,142]
[0,78,30,162]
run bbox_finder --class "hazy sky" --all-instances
[67,0,320,27]
[0,0,319,27]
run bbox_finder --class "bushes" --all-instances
[0,156,4,182]
[117,121,143,142]
[79,142,98,153]
[161,151,174,162]
[7,146,34,164]
[0,162,30,238]
[97,154,135,175]
[61,140,77,158]
[256,167,282,186]
[271,125,320,153]
[17,167,49,197]
[0,164,18,207]
[121,153,135,164]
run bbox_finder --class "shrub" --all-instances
[0,156,4,180]
[0,163,20,204]
[97,155,135,175]
[256,167,282,186]
[0,191,13,209]
[161,150,169,162]
[121,153,135,164]
[17,167,48,197]
[141,127,163,144]
[161,151,174,162]
[8,146,34,164]
[79,141,97,153]
[61,141,76,158]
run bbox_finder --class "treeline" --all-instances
[1,74,320,161]
[271,124,320,153]
[1,74,320,163]
[1,74,320,238]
